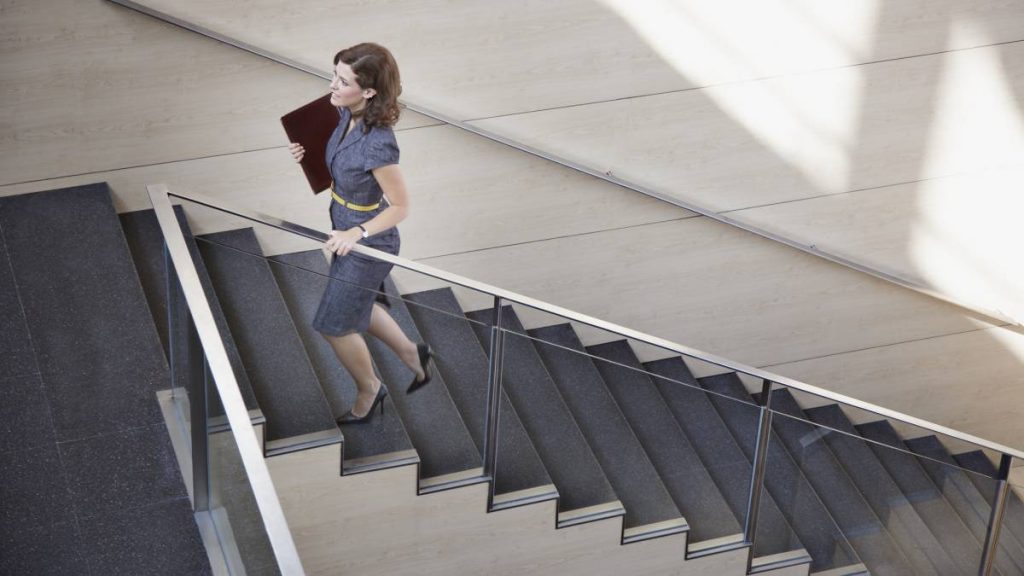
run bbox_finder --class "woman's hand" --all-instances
[325,228,364,257]
[289,142,305,163]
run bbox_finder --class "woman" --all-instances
[289,42,432,424]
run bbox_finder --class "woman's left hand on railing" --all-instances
[325,228,363,257]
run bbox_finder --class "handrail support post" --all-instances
[483,296,506,508]
[744,379,775,568]
[979,454,1013,575]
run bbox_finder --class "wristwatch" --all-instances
[357,225,369,239]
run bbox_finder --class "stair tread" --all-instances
[766,390,935,575]
[905,435,1024,573]
[643,357,805,561]
[0,229,35,380]
[367,278,481,480]
[856,420,989,574]
[587,340,740,543]
[404,288,552,498]
[466,306,618,514]
[268,250,415,468]
[954,449,1024,547]
[526,324,682,531]
[698,373,858,573]
[119,208,260,416]
[0,184,166,440]
[804,405,970,576]
[196,229,335,442]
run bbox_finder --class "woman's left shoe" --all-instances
[337,383,388,425]
[406,343,434,394]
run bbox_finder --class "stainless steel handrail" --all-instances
[150,184,306,575]
[108,0,1021,330]
[166,185,1024,462]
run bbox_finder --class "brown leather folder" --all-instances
[281,94,340,194]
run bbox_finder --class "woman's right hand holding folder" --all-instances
[288,142,305,163]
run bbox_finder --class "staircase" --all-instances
[5,182,1022,575]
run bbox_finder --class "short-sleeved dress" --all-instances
[312,106,401,336]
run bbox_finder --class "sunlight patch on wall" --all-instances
[598,0,880,194]
[913,22,1024,325]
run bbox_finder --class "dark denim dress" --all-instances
[312,107,401,336]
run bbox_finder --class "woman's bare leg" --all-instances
[367,303,425,382]
[322,331,380,417]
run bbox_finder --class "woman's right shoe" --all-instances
[337,383,388,425]
[406,343,435,394]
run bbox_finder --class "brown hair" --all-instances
[334,43,402,132]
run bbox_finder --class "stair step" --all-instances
[587,340,741,544]
[403,288,553,501]
[698,373,858,573]
[368,278,481,482]
[905,435,1024,573]
[764,390,928,575]
[269,250,415,472]
[526,324,683,537]
[856,420,989,575]
[465,306,620,522]
[0,184,166,440]
[195,229,337,448]
[119,208,261,422]
[955,450,1024,564]
[0,228,34,380]
[803,404,957,575]
[644,357,806,562]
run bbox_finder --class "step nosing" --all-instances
[490,484,559,511]
[748,548,813,573]
[265,428,342,456]
[807,563,870,576]
[685,533,747,559]
[621,517,689,544]
[419,467,486,494]
[343,449,420,475]
[556,500,625,528]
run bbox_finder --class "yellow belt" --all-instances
[331,186,380,212]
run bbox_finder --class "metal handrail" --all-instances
[166,185,1024,462]
[108,0,1020,331]
[150,184,305,575]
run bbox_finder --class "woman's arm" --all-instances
[326,163,409,256]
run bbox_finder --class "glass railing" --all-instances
[152,183,1022,576]
[156,188,304,575]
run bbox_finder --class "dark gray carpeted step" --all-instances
[699,373,858,573]
[0,230,35,381]
[587,340,740,544]
[955,450,1024,560]
[466,307,619,517]
[804,404,958,575]
[403,288,552,499]
[364,278,480,482]
[269,250,415,472]
[0,184,166,440]
[857,420,993,575]
[766,390,928,575]
[196,229,336,446]
[528,324,683,536]
[906,436,1024,574]
[643,358,805,562]
[119,208,260,418]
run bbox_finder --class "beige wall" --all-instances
[2,0,1021,459]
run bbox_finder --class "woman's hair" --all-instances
[334,43,402,132]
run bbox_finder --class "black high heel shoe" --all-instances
[406,344,434,394]
[337,383,388,425]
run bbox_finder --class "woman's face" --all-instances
[330,62,373,110]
